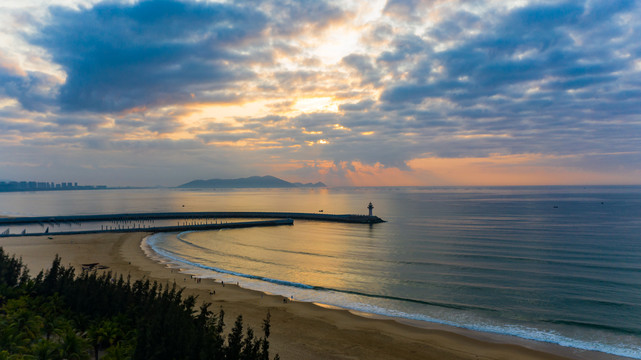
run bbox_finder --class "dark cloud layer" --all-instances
[377,1,641,164]
[383,1,641,107]
[31,0,269,112]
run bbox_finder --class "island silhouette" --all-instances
[177,175,326,189]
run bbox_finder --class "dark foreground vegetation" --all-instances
[0,247,277,360]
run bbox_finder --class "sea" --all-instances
[1,186,640,359]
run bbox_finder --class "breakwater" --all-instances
[0,211,384,225]
[0,211,384,237]
[0,219,294,237]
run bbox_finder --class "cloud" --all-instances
[262,0,346,36]
[2,0,641,186]
[339,99,375,112]
[12,0,349,114]
[2,0,348,127]
[341,54,380,86]
[378,0,641,129]
[377,34,427,64]
[0,65,58,112]
[29,0,270,113]
[382,0,424,22]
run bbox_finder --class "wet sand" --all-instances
[0,233,627,360]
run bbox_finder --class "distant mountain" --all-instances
[177,175,326,189]
[292,181,327,188]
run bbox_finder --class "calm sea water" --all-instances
[1,186,640,358]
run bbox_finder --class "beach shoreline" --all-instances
[0,232,632,360]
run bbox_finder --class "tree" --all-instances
[259,312,272,360]
[102,341,134,360]
[1,297,44,352]
[41,293,65,341]
[87,322,109,360]
[0,248,279,360]
[227,315,244,360]
[58,326,89,360]
[30,339,59,360]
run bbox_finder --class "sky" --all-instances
[1,0,640,187]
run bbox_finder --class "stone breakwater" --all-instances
[0,218,293,237]
[0,212,385,237]
[0,211,385,225]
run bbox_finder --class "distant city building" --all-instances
[0,180,107,192]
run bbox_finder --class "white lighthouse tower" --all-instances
[367,202,374,216]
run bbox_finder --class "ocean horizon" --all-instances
[1,185,640,359]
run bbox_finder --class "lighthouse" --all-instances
[367,202,374,216]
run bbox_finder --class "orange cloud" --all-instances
[0,56,27,77]
[338,161,424,186]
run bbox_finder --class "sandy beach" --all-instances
[0,232,628,360]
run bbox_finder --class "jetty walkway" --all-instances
[0,211,384,237]
[0,211,385,225]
